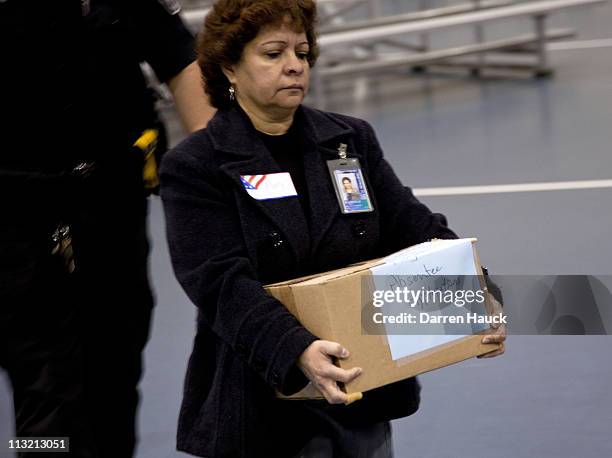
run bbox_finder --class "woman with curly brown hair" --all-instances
[160,1,506,457]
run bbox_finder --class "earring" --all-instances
[228,86,235,101]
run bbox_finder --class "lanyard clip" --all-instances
[338,143,348,159]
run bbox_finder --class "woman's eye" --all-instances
[265,52,281,59]
[297,52,309,60]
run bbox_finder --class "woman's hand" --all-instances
[479,324,506,358]
[478,294,507,358]
[298,340,362,404]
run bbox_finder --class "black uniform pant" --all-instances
[72,183,154,458]
[1,179,153,458]
[0,221,96,458]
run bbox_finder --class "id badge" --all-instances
[327,158,374,214]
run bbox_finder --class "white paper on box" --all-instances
[370,239,485,361]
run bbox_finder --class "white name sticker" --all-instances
[240,173,298,200]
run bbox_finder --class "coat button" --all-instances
[352,222,367,238]
[269,231,285,248]
[235,343,247,355]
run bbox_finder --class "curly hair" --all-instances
[196,0,319,110]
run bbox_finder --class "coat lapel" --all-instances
[299,107,354,258]
[208,105,355,265]
[210,108,309,266]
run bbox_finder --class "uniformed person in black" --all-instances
[0,1,213,456]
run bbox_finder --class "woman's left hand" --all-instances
[478,324,506,358]
[478,294,506,358]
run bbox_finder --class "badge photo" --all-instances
[327,157,374,214]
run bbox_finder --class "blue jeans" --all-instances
[293,421,394,458]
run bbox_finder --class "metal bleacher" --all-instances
[180,0,609,108]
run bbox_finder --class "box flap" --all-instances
[267,259,386,289]
[297,259,385,286]
[383,238,478,264]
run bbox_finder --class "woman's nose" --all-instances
[285,53,304,75]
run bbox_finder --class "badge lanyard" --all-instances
[327,143,374,214]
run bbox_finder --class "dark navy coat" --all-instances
[160,105,457,457]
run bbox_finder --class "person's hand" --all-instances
[479,323,506,358]
[298,340,362,404]
[478,294,506,358]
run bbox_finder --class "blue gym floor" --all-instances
[2,1,611,456]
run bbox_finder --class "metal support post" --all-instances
[471,0,487,76]
[533,13,554,77]
[413,0,431,74]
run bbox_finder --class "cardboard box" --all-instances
[264,238,502,399]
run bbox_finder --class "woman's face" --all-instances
[224,21,310,117]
